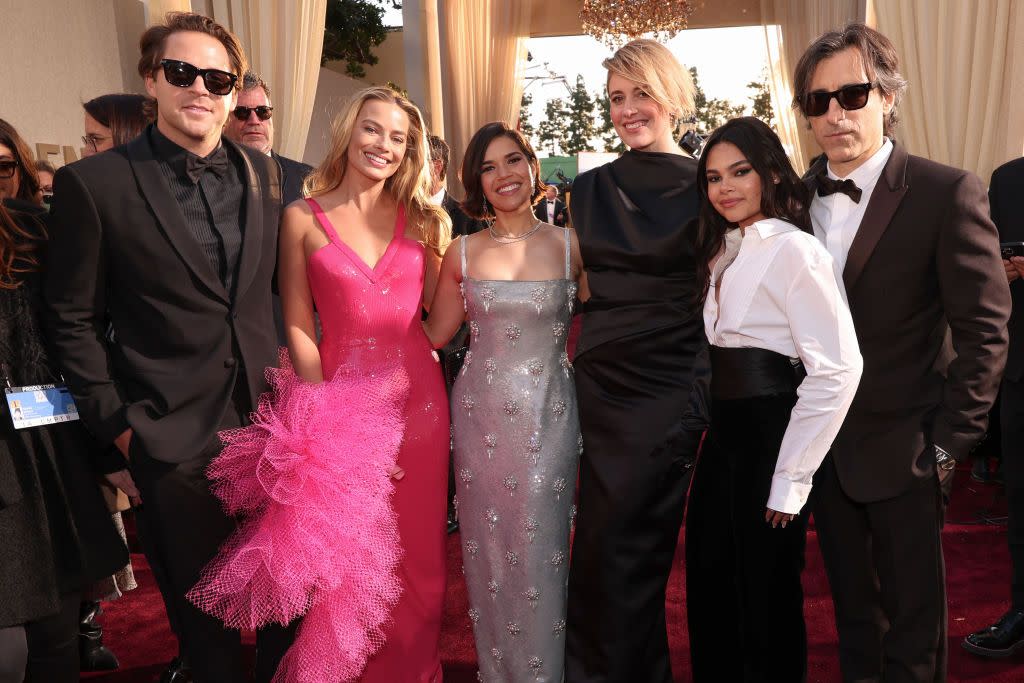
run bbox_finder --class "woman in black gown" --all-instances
[565,39,708,683]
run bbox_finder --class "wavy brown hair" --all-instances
[460,121,545,220]
[0,119,40,204]
[305,86,450,256]
[0,202,42,289]
[693,117,810,307]
[138,12,247,85]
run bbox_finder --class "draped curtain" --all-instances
[759,0,862,172]
[202,0,327,160]
[144,0,194,24]
[874,0,1024,182]
[439,0,531,196]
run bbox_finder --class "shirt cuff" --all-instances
[767,476,813,516]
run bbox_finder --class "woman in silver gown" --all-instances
[424,122,584,682]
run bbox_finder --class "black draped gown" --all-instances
[566,150,707,683]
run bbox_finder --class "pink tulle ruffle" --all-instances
[187,353,408,683]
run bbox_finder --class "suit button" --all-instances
[224,358,237,368]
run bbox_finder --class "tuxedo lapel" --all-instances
[127,134,230,304]
[230,140,268,304]
[842,142,909,292]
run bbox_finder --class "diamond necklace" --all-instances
[488,219,542,244]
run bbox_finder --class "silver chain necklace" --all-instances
[488,219,542,244]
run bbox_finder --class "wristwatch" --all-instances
[934,444,956,472]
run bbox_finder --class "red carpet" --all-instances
[85,468,1022,682]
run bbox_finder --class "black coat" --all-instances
[989,156,1024,381]
[273,151,313,206]
[534,197,568,227]
[0,201,127,627]
[43,128,282,467]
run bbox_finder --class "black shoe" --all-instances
[79,601,120,671]
[157,656,192,683]
[963,609,1024,658]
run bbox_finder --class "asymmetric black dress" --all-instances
[565,150,707,683]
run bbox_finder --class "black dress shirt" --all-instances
[151,127,246,297]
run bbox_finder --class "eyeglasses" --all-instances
[158,59,238,96]
[0,161,18,179]
[799,82,875,117]
[81,134,109,153]
[232,105,274,121]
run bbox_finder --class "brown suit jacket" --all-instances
[807,142,1010,502]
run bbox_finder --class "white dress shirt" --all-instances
[429,187,446,206]
[545,200,557,222]
[704,218,864,514]
[810,138,893,278]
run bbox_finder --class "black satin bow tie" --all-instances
[185,147,230,184]
[816,173,862,203]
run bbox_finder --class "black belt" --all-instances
[709,345,806,400]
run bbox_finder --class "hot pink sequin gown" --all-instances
[189,199,448,683]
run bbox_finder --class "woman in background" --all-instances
[0,118,41,205]
[82,93,153,157]
[565,39,708,682]
[687,116,862,681]
[423,121,583,683]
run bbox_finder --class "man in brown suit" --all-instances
[793,24,1010,682]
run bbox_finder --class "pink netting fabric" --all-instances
[187,352,408,683]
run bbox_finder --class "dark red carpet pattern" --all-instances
[84,468,1021,682]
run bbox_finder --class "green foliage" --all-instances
[537,98,569,156]
[322,0,397,77]
[690,66,745,135]
[747,69,776,130]
[563,75,596,155]
[518,91,535,141]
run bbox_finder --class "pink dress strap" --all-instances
[305,197,346,248]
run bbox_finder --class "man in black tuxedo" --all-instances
[794,24,1010,681]
[534,184,568,226]
[964,156,1024,657]
[223,70,312,205]
[428,134,483,238]
[43,13,282,683]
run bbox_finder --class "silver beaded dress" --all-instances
[452,229,581,683]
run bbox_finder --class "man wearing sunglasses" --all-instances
[793,24,1010,682]
[223,71,312,206]
[43,12,286,683]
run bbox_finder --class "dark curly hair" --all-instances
[459,121,545,220]
[693,116,810,307]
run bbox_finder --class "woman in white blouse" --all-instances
[684,117,863,682]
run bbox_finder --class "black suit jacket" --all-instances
[989,156,1024,381]
[43,130,282,466]
[272,151,313,206]
[806,142,1010,502]
[442,192,485,237]
[534,197,568,227]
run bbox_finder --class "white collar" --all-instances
[429,187,446,206]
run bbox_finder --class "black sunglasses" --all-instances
[232,105,274,121]
[158,59,238,96]
[0,160,18,179]
[800,82,874,117]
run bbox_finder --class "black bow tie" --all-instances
[816,173,862,203]
[185,147,230,184]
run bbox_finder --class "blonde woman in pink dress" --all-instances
[188,86,451,683]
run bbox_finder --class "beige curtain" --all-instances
[203,0,327,160]
[760,0,862,172]
[144,0,193,24]
[440,0,531,196]
[874,0,1024,182]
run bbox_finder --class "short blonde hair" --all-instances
[305,86,450,256]
[603,38,696,136]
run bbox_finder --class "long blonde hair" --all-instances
[603,39,696,139]
[305,86,450,256]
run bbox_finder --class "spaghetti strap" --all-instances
[460,235,468,279]
[305,197,345,247]
[563,228,571,279]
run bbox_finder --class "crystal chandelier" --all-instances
[579,0,696,49]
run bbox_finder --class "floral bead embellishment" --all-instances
[550,550,565,567]
[487,579,500,596]
[560,351,573,377]
[459,468,473,486]
[553,619,566,635]
[468,607,480,623]
[507,622,522,637]
[552,399,567,418]
[528,656,543,677]
[530,286,547,315]
[503,474,518,495]
[465,539,479,557]
[484,433,497,459]
[504,399,520,421]
[552,321,566,341]
[491,648,503,664]
[460,394,475,415]
[470,320,480,341]
[525,517,539,543]
[480,285,496,313]
[505,323,522,345]
[524,587,541,608]
[527,433,543,465]
[484,358,497,384]
[552,477,568,499]
[460,350,473,376]
[527,359,544,386]
[506,550,519,566]
[485,507,499,531]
